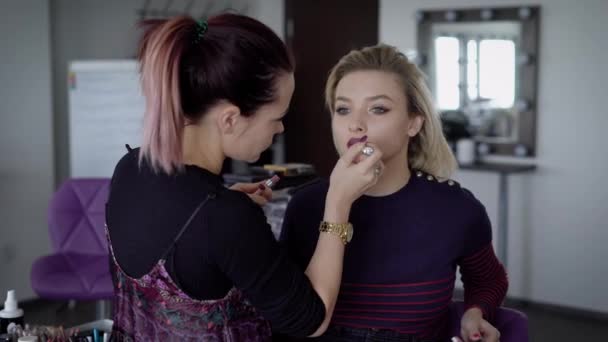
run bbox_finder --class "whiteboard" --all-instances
[68,60,144,177]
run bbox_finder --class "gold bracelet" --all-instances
[319,221,353,245]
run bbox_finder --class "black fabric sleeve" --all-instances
[457,188,508,321]
[461,188,493,257]
[206,190,325,337]
[279,196,309,269]
[279,181,326,271]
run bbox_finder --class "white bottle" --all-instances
[456,138,476,165]
[0,290,24,334]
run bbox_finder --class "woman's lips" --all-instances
[347,135,367,148]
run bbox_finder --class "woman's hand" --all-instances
[327,141,384,207]
[452,307,501,342]
[229,181,273,206]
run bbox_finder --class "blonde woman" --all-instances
[279,44,507,342]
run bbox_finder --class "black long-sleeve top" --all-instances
[105,148,325,337]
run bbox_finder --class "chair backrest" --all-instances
[48,178,111,254]
[448,301,529,342]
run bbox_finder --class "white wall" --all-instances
[381,0,608,313]
[251,0,284,41]
[0,0,54,299]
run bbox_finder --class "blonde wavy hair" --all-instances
[325,44,457,180]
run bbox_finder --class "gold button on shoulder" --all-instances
[448,180,455,186]
[426,175,434,181]
[416,171,423,177]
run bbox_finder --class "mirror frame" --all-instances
[416,6,540,157]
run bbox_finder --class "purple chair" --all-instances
[449,301,529,342]
[31,178,113,314]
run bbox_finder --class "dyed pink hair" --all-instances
[137,14,293,174]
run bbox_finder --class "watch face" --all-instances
[346,225,353,243]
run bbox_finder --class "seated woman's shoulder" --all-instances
[413,169,482,209]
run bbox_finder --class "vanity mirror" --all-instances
[417,7,540,157]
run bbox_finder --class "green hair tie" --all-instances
[193,19,208,44]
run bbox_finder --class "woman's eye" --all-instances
[335,107,350,115]
[371,106,389,114]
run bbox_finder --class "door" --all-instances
[284,0,378,177]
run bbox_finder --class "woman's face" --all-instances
[229,72,294,162]
[331,70,421,163]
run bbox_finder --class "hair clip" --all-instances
[193,19,208,44]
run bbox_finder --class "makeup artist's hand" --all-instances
[230,181,273,206]
[327,141,384,206]
[452,307,501,342]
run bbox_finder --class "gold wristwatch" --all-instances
[319,221,353,245]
